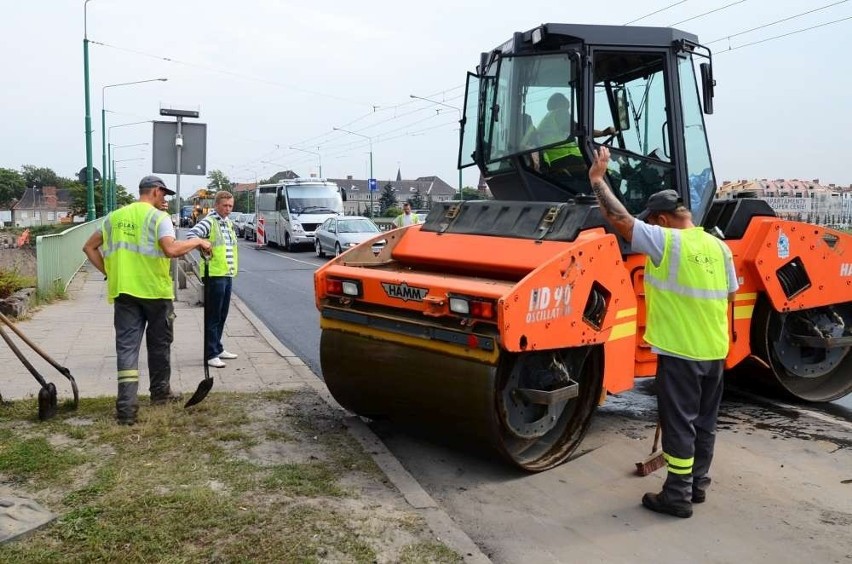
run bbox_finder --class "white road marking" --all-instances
[255,248,323,268]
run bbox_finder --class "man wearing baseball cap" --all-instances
[588,146,738,519]
[83,175,211,425]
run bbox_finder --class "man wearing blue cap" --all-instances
[83,175,212,425]
[588,147,738,519]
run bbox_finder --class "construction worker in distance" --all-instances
[83,175,212,425]
[186,190,240,369]
[393,202,421,228]
[588,146,738,519]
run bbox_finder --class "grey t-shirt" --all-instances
[631,219,739,358]
[158,212,176,241]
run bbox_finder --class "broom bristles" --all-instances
[635,450,665,476]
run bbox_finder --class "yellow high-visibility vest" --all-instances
[101,202,173,303]
[643,227,731,360]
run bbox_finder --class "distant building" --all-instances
[11,186,75,227]
[716,178,852,228]
[328,175,457,215]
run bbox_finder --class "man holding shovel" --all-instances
[588,147,738,518]
[83,175,211,425]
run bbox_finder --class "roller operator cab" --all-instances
[315,24,852,471]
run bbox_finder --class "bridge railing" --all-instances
[36,219,103,295]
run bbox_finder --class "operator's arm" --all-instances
[82,230,106,276]
[160,236,211,258]
[589,146,635,241]
[593,126,618,138]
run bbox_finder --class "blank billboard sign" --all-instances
[152,121,207,175]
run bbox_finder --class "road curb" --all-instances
[232,295,492,563]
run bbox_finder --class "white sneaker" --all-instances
[218,350,238,359]
[207,357,226,368]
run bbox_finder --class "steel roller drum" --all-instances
[321,329,603,471]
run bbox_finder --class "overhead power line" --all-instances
[707,0,849,44]
[717,14,852,53]
[670,0,748,26]
[624,1,689,25]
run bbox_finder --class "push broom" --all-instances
[635,422,665,476]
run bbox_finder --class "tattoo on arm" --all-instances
[591,181,631,222]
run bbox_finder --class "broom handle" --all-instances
[652,421,661,453]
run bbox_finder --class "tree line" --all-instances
[0,165,135,218]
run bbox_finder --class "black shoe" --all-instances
[117,415,136,426]
[692,489,706,504]
[642,492,693,518]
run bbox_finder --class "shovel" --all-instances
[0,311,80,420]
[185,258,213,408]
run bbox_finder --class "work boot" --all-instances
[641,491,693,518]
[692,475,710,503]
[116,382,139,425]
[151,392,183,406]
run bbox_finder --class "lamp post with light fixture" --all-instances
[101,78,166,215]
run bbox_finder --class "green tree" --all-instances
[460,187,481,201]
[0,168,26,207]
[408,189,424,209]
[21,165,62,189]
[67,181,134,217]
[379,183,397,215]
[207,170,232,192]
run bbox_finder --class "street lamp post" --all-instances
[83,0,95,221]
[333,127,373,215]
[112,157,145,202]
[109,143,148,211]
[108,120,151,210]
[101,78,166,215]
[410,94,464,199]
[289,146,322,178]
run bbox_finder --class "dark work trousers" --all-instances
[205,276,232,361]
[656,354,724,503]
[114,295,175,410]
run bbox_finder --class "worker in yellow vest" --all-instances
[83,175,211,425]
[588,147,738,519]
[186,191,239,368]
[393,202,421,228]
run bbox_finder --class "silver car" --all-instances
[315,216,384,257]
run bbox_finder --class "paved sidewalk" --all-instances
[0,263,313,402]
[0,262,491,563]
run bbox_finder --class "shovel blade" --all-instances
[38,383,58,421]
[184,378,214,408]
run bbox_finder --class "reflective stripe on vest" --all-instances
[643,227,730,360]
[543,142,582,166]
[102,202,173,302]
[208,217,239,277]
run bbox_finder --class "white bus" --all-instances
[255,179,344,251]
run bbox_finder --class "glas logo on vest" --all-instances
[114,220,138,236]
[382,282,429,302]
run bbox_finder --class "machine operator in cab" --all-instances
[588,146,738,519]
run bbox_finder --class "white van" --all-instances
[255,179,344,251]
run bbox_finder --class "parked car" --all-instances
[315,216,384,257]
[229,212,244,231]
[243,213,257,241]
[232,212,250,236]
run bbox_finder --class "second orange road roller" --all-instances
[314,23,852,471]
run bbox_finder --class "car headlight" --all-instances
[292,222,303,233]
[345,242,358,248]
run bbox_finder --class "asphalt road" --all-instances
[231,237,852,563]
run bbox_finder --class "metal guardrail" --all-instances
[36,219,104,294]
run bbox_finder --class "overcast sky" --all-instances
[2,0,850,197]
